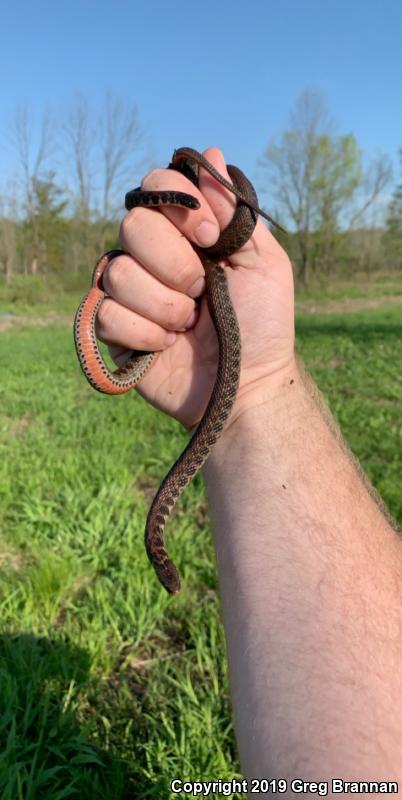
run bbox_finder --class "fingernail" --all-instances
[165,332,177,346]
[188,276,205,298]
[195,220,219,247]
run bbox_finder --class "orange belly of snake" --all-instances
[73,147,284,594]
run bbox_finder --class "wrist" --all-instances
[225,356,301,436]
[204,355,343,487]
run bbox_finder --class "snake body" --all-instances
[74,147,283,594]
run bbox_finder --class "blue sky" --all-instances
[1,0,401,194]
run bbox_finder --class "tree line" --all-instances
[0,90,401,289]
[0,94,143,288]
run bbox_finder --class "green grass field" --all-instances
[0,294,401,798]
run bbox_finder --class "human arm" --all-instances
[204,360,402,783]
[97,147,402,786]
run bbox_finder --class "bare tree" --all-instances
[0,185,18,283]
[64,93,143,261]
[384,149,402,269]
[9,105,56,274]
[64,94,95,214]
[63,95,97,273]
[98,93,142,248]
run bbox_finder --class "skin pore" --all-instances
[98,147,402,792]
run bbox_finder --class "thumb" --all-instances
[197,147,237,233]
[198,146,285,265]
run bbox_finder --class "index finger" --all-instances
[119,205,206,296]
[142,147,238,248]
[118,152,227,296]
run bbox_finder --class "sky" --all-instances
[1,0,401,200]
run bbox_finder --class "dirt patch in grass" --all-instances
[297,294,402,315]
[0,545,27,572]
[53,574,94,628]
[1,295,402,332]
[0,313,73,332]
[136,476,157,506]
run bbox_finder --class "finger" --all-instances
[96,296,178,352]
[140,147,258,253]
[140,164,222,248]
[102,253,199,332]
[119,206,206,297]
[199,147,288,264]
[197,146,237,231]
[199,147,282,258]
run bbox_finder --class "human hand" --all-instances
[96,147,295,429]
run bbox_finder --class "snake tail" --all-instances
[145,260,241,593]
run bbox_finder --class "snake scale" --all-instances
[74,147,284,594]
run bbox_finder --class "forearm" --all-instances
[204,359,402,785]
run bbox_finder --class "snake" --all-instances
[74,147,284,594]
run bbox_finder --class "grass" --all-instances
[0,295,401,797]
[1,269,402,320]
[296,269,402,302]
[296,307,402,520]
[0,324,238,798]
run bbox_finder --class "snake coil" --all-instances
[74,147,284,593]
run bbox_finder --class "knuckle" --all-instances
[96,298,119,338]
[103,256,129,296]
[163,296,190,329]
[168,256,195,290]
[119,212,132,243]
[140,332,160,351]
[141,168,165,190]
[119,207,146,242]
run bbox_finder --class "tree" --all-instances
[9,105,56,274]
[63,95,97,273]
[99,93,142,224]
[384,149,402,268]
[0,185,18,283]
[64,93,143,261]
[25,173,68,274]
[309,133,362,275]
[64,94,95,216]
[262,91,326,282]
[261,91,390,283]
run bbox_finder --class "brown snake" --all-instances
[74,147,284,594]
